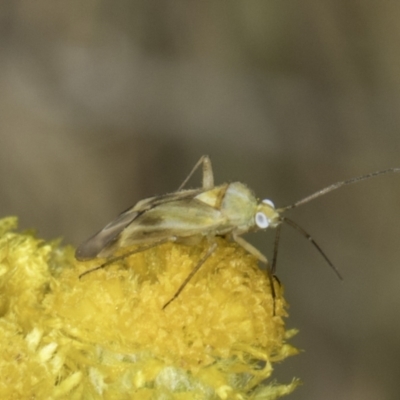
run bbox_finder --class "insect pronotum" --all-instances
[76,156,400,308]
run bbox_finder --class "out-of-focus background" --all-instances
[2,2,400,399]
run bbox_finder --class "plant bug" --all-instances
[76,156,400,308]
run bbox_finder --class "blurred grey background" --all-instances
[1,2,400,399]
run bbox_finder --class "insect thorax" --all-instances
[219,182,259,230]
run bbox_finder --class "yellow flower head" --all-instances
[0,217,298,399]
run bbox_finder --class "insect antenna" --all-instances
[279,168,400,212]
[281,216,343,280]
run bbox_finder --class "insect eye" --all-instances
[255,212,270,229]
[262,199,275,208]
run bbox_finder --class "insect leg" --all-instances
[232,235,268,264]
[79,237,175,278]
[232,235,277,311]
[271,224,282,275]
[163,242,218,309]
[177,155,214,191]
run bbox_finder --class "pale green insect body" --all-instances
[81,181,280,260]
[77,155,400,293]
[195,182,279,233]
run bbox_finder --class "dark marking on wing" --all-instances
[75,210,140,260]
[75,188,203,260]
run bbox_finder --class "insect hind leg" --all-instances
[177,155,214,191]
[79,237,175,278]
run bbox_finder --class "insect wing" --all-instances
[131,188,203,212]
[76,188,207,260]
[75,208,140,260]
[115,197,224,250]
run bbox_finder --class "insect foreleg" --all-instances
[163,242,218,309]
[232,235,269,265]
[271,224,282,275]
[177,155,214,191]
[232,234,277,310]
[79,237,175,279]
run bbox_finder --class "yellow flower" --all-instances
[0,217,298,399]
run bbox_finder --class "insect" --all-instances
[76,155,400,308]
